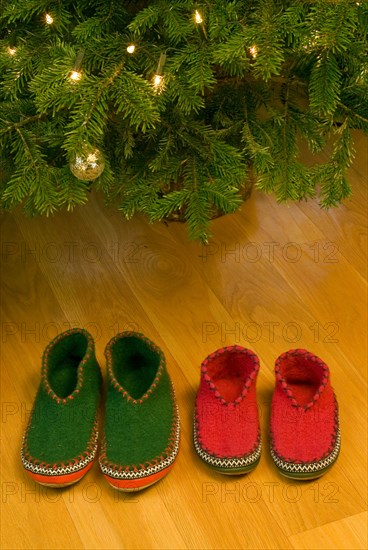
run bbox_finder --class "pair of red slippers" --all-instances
[194,346,340,479]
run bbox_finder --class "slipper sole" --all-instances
[103,461,176,491]
[24,458,95,487]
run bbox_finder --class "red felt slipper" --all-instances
[194,346,261,474]
[270,349,340,479]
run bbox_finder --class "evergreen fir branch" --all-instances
[81,63,124,128]
[250,0,285,81]
[250,119,275,151]
[254,110,316,202]
[1,127,57,213]
[72,16,113,40]
[29,167,60,215]
[63,63,159,157]
[2,159,60,216]
[111,71,160,131]
[256,159,316,202]
[2,1,72,33]
[241,121,274,171]
[11,127,44,171]
[148,135,177,172]
[117,174,161,219]
[213,121,244,141]
[339,102,368,131]
[37,115,69,151]
[357,1,368,39]
[336,44,368,88]
[77,35,133,73]
[0,99,36,121]
[166,77,205,115]
[150,144,245,240]
[318,168,352,208]
[160,5,193,45]
[331,120,355,172]
[0,113,45,137]
[309,51,341,116]
[94,157,115,192]
[56,168,90,211]
[288,108,326,154]
[1,1,51,23]
[1,167,32,207]
[115,126,136,159]
[62,64,124,155]
[205,181,244,214]
[208,0,247,41]
[181,157,212,241]
[172,121,210,154]
[314,123,354,208]
[171,47,216,94]
[211,31,250,77]
[0,0,366,237]
[149,188,191,221]
[205,139,244,177]
[29,47,83,115]
[339,80,368,130]
[280,2,309,48]
[116,177,147,219]
[167,47,191,74]
[306,1,358,55]
[178,153,244,241]
[128,5,161,33]
[1,64,29,102]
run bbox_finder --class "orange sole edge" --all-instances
[104,462,175,491]
[24,458,95,487]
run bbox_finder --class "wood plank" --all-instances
[289,512,368,550]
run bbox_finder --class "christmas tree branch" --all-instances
[15,129,35,166]
[0,0,366,240]
[0,113,45,136]
[339,104,368,125]
[82,61,125,128]
[212,72,308,90]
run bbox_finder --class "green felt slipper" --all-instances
[21,328,102,487]
[99,332,180,491]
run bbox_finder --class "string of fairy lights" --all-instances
[5,9,259,92]
[4,5,363,184]
[3,9,259,182]
[5,2,365,88]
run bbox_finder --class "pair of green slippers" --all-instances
[21,329,180,491]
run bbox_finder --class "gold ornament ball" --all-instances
[70,147,105,181]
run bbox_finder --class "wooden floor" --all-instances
[1,132,367,550]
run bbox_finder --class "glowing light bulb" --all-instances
[8,47,17,56]
[250,45,258,58]
[153,74,164,92]
[153,74,163,87]
[194,10,203,24]
[127,44,136,54]
[69,70,82,82]
[45,13,54,25]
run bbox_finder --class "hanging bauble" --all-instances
[70,146,105,181]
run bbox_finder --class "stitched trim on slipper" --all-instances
[99,401,180,480]
[270,397,340,463]
[193,417,261,469]
[41,328,95,404]
[21,422,99,476]
[270,427,341,474]
[274,349,329,410]
[105,331,166,405]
